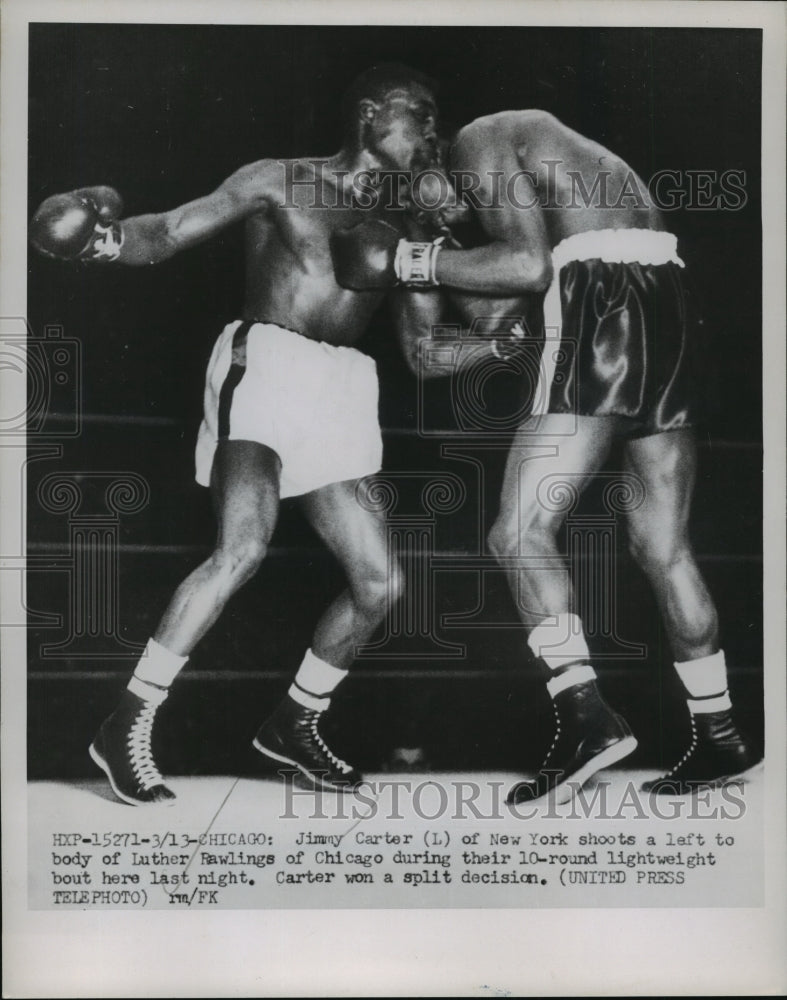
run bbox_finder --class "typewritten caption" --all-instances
[29,776,763,909]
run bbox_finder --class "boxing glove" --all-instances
[332,219,444,290]
[30,187,124,262]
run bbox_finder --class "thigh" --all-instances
[497,414,621,529]
[298,478,389,581]
[210,439,282,548]
[623,428,696,539]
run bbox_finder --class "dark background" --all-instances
[27,25,762,778]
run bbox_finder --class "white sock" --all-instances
[289,649,348,712]
[675,650,731,714]
[527,614,596,698]
[130,638,188,702]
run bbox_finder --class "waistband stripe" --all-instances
[552,228,684,270]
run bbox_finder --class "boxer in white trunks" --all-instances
[30,64,441,803]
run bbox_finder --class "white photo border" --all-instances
[2,1,785,996]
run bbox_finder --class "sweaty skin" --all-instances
[395,108,719,664]
[79,81,440,663]
[116,161,397,346]
[116,84,439,347]
[435,109,663,302]
[396,110,666,362]
[33,75,456,804]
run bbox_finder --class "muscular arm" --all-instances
[120,162,276,265]
[387,212,454,377]
[392,286,529,379]
[30,162,281,266]
[392,287,457,378]
[433,126,553,294]
[392,212,532,377]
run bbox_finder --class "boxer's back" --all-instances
[455,110,662,246]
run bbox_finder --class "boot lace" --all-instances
[663,713,698,778]
[309,713,352,774]
[540,699,562,768]
[127,702,165,789]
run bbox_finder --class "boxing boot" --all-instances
[508,680,637,806]
[642,707,761,794]
[253,694,363,792]
[89,685,176,806]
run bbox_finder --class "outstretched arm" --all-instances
[30,161,275,266]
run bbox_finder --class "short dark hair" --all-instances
[341,63,437,137]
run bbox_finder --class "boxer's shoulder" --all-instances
[454,110,562,165]
[217,158,286,211]
[459,108,558,139]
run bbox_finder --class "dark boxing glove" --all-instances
[332,219,444,291]
[30,187,124,262]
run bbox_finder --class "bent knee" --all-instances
[627,529,689,571]
[211,539,268,587]
[353,560,404,619]
[488,513,560,560]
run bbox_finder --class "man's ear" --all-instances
[359,98,378,125]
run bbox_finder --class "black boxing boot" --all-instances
[508,678,637,807]
[253,694,363,792]
[642,702,762,795]
[89,681,176,806]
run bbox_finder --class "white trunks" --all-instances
[195,320,383,498]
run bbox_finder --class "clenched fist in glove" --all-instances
[30,186,124,262]
[332,218,444,291]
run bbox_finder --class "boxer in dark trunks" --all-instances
[334,109,761,801]
[30,64,441,804]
